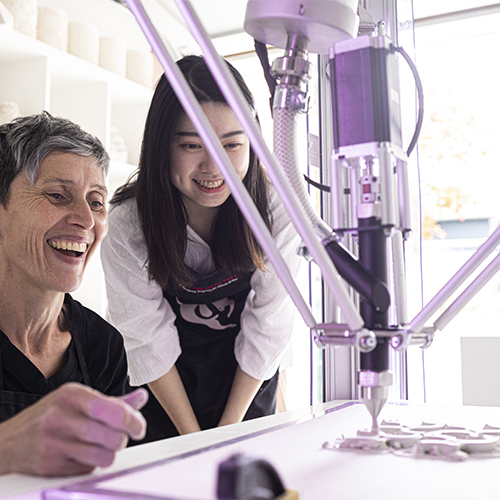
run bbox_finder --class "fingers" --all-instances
[0,413,110,477]
[0,384,149,477]
[121,388,149,410]
[46,437,116,474]
[87,397,147,441]
[29,455,96,478]
[62,438,117,469]
[37,413,128,473]
[54,384,147,441]
[78,417,129,452]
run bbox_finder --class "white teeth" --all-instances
[195,179,224,189]
[49,241,87,253]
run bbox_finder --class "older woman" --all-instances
[0,112,147,477]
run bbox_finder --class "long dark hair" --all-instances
[112,55,271,290]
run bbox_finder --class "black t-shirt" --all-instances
[0,294,130,423]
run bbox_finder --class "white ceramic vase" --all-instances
[68,22,99,64]
[127,49,154,88]
[0,1,14,29]
[0,101,20,125]
[99,37,127,76]
[3,0,37,37]
[37,6,68,51]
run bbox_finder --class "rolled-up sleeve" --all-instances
[235,190,302,381]
[101,199,181,387]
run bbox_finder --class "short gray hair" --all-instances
[0,111,110,206]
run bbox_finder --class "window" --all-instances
[413,1,500,405]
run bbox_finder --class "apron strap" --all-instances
[0,344,4,390]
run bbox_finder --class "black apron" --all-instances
[0,308,92,423]
[138,269,279,443]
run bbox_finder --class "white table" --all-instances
[0,401,346,499]
[4,401,500,500]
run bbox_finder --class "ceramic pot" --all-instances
[37,6,68,50]
[3,0,37,37]
[68,22,99,64]
[127,49,153,87]
[99,37,126,76]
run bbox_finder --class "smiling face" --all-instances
[169,102,250,224]
[0,151,108,295]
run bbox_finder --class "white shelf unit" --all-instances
[0,10,154,315]
[0,24,153,162]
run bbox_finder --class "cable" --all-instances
[254,40,276,113]
[393,45,424,157]
[304,174,330,193]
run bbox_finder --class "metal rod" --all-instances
[349,159,360,231]
[408,225,500,333]
[396,158,411,233]
[391,230,408,325]
[414,4,500,28]
[379,143,397,227]
[433,251,500,332]
[123,0,318,329]
[330,153,344,232]
[171,0,364,331]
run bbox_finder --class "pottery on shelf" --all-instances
[126,49,154,88]
[68,22,99,64]
[0,1,14,29]
[99,37,126,76]
[0,101,21,125]
[37,6,68,51]
[3,0,37,37]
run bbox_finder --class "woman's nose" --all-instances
[199,151,221,174]
[66,198,95,230]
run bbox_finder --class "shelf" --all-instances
[0,24,153,166]
[0,26,152,99]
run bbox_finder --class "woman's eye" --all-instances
[47,193,65,202]
[89,200,104,211]
[224,142,241,149]
[182,143,202,150]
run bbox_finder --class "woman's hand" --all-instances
[149,366,201,435]
[217,366,262,427]
[0,383,148,477]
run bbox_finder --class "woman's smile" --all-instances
[47,239,89,259]
[193,178,226,192]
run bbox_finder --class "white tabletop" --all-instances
[4,401,500,500]
[0,401,345,499]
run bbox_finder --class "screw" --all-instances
[390,334,403,348]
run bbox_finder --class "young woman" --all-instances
[101,55,300,441]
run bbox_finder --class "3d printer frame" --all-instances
[122,0,500,429]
